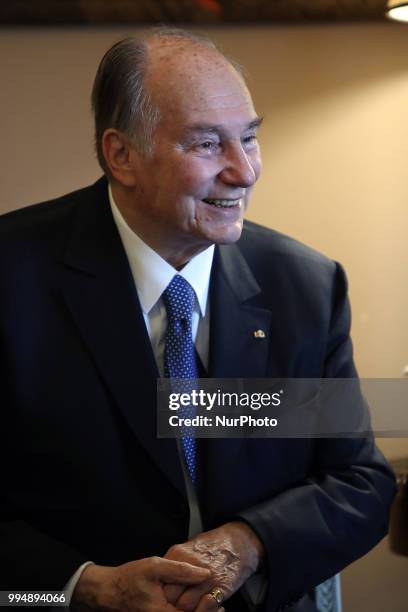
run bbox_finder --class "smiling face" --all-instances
[113,39,262,268]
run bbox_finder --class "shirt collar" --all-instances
[109,184,214,316]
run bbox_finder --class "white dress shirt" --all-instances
[109,184,214,375]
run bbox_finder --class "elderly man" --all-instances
[0,27,395,612]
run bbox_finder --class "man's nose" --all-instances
[218,143,258,188]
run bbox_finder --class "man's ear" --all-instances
[101,129,139,187]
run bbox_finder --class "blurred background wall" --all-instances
[1,22,407,610]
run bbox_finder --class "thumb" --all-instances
[153,558,211,584]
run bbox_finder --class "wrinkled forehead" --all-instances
[144,38,254,117]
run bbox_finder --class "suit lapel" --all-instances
[200,243,273,526]
[209,243,272,378]
[59,179,185,497]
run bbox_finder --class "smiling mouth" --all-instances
[202,198,241,209]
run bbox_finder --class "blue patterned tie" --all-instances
[163,275,199,484]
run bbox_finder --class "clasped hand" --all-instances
[163,521,264,612]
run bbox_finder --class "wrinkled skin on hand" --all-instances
[164,521,264,611]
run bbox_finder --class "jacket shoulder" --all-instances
[0,179,104,241]
[240,219,335,273]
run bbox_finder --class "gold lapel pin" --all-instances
[254,329,266,338]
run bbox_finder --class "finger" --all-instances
[164,583,185,604]
[195,593,224,612]
[176,585,213,611]
[150,557,211,584]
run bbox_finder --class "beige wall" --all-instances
[1,23,408,610]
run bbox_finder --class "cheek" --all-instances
[169,158,218,196]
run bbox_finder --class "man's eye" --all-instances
[242,134,257,146]
[199,141,218,150]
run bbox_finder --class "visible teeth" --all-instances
[203,199,240,208]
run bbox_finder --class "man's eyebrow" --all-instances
[184,117,264,135]
[246,117,264,130]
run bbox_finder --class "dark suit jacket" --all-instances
[0,177,395,611]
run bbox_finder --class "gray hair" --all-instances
[91,26,244,175]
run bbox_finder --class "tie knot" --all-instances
[163,275,196,322]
